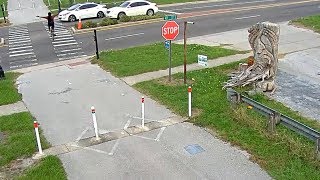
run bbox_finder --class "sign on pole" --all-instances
[198,55,208,67]
[164,40,170,50]
[162,21,180,41]
[164,14,177,21]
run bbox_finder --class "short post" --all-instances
[94,30,99,59]
[33,121,43,154]
[188,86,192,117]
[141,96,145,128]
[91,106,100,140]
[316,138,320,160]
[58,0,61,13]
[267,112,280,133]
[0,65,5,79]
[0,4,6,23]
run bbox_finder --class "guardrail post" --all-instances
[267,112,280,133]
[226,88,241,108]
[316,138,320,160]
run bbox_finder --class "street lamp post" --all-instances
[183,21,194,84]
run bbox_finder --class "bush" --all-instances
[99,18,118,26]
[83,21,98,28]
[119,15,131,22]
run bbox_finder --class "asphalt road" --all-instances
[0,0,319,70]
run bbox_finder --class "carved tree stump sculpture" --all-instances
[223,22,280,93]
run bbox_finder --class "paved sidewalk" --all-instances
[8,0,49,25]
[0,101,27,116]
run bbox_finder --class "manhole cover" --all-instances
[184,144,205,155]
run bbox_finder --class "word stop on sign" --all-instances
[163,27,179,35]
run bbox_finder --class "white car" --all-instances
[106,0,158,19]
[58,2,108,22]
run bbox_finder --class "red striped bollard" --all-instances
[141,96,145,128]
[33,121,43,154]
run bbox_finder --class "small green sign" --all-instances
[164,14,177,21]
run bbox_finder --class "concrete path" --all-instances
[18,61,270,179]
[0,101,27,116]
[7,0,49,25]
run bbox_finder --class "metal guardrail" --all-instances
[227,88,320,155]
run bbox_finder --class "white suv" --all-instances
[106,0,158,19]
[58,2,108,22]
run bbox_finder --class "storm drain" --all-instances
[184,144,205,155]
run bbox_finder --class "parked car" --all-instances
[106,0,158,19]
[58,2,108,22]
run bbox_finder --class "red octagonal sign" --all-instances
[162,21,179,40]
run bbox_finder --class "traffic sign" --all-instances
[164,40,170,50]
[164,14,177,21]
[162,21,179,40]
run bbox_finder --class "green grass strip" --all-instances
[0,72,22,106]
[291,14,320,33]
[134,61,320,179]
[95,43,244,77]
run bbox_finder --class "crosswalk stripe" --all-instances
[10,59,37,64]
[52,39,76,44]
[52,37,74,41]
[9,43,32,47]
[9,52,34,57]
[9,39,31,44]
[9,38,31,42]
[57,52,81,57]
[9,45,33,50]
[53,42,78,47]
[59,48,82,52]
[9,49,33,54]
[10,62,38,69]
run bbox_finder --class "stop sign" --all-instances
[162,21,179,40]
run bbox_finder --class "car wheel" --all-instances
[117,12,126,19]
[68,15,76,22]
[146,9,154,16]
[97,11,105,18]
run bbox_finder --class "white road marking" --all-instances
[131,134,155,141]
[9,45,32,50]
[81,146,109,155]
[51,37,74,41]
[235,14,260,20]
[105,32,145,41]
[57,52,80,57]
[52,39,76,44]
[9,37,31,42]
[59,48,81,52]
[158,10,182,15]
[53,34,73,38]
[9,52,34,57]
[8,34,29,38]
[9,49,33,54]
[170,0,276,11]
[75,127,90,142]
[10,62,38,69]
[10,59,37,64]
[10,29,28,33]
[108,139,120,156]
[9,32,29,36]
[9,39,31,44]
[123,119,131,130]
[155,127,166,141]
[53,42,78,47]
[9,43,32,48]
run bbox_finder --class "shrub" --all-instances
[99,18,118,26]
[119,15,131,22]
[83,21,98,28]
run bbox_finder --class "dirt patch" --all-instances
[156,77,194,86]
[0,158,38,179]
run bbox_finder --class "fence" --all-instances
[226,88,320,157]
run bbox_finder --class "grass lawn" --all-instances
[0,112,50,167]
[17,155,67,180]
[0,72,22,106]
[291,14,320,33]
[0,0,8,18]
[133,61,320,179]
[95,43,244,77]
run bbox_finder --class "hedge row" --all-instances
[75,14,164,29]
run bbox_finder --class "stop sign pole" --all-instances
[162,21,179,82]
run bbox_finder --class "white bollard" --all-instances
[33,121,43,154]
[91,106,100,140]
[188,86,192,117]
[141,96,145,128]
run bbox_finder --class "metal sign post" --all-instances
[169,40,172,82]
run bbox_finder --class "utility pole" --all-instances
[183,21,194,84]
[94,29,99,59]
